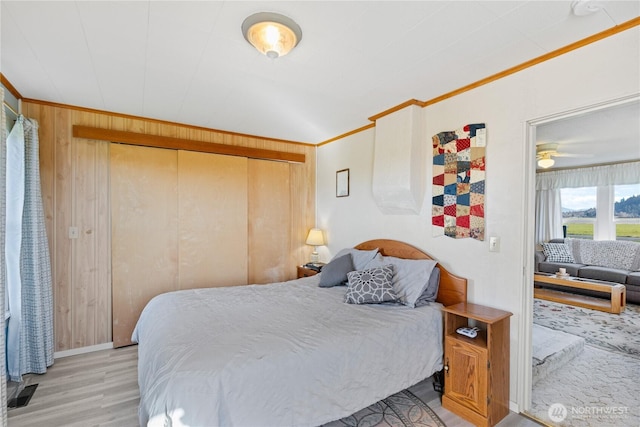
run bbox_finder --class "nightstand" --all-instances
[441,302,512,427]
[297,265,319,278]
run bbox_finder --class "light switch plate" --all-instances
[489,236,500,252]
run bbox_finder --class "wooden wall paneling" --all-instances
[73,139,111,347]
[73,111,103,348]
[178,151,248,289]
[159,122,178,138]
[73,140,94,347]
[95,140,111,343]
[53,107,73,351]
[143,121,159,139]
[188,128,204,143]
[110,116,125,132]
[111,144,179,348]
[177,126,189,140]
[248,159,291,284]
[97,112,111,132]
[125,117,144,134]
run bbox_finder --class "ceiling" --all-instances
[536,98,640,170]
[1,1,639,144]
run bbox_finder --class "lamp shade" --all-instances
[305,228,325,246]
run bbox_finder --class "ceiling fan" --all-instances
[536,142,592,168]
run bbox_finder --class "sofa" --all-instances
[535,238,640,305]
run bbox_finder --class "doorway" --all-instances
[521,94,640,422]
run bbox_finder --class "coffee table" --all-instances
[533,273,626,314]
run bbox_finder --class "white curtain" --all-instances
[534,161,640,245]
[535,188,564,245]
[5,114,54,382]
[537,161,640,189]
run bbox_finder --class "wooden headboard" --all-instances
[354,239,467,307]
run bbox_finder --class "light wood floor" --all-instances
[7,346,139,426]
[7,346,542,427]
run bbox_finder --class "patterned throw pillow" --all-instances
[345,265,397,304]
[542,242,575,263]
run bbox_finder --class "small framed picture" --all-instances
[336,168,349,197]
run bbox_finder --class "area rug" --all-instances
[324,382,446,427]
[532,324,584,385]
[530,344,640,427]
[533,299,640,359]
[531,300,640,426]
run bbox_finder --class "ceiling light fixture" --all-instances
[537,153,555,169]
[242,12,302,59]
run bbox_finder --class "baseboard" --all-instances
[54,342,113,359]
[510,400,520,413]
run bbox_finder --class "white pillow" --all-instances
[332,247,379,271]
[367,255,438,308]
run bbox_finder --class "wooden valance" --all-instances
[72,126,306,163]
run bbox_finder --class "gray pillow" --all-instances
[364,255,438,308]
[332,248,379,270]
[345,265,397,304]
[414,267,441,307]
[319,254,354,288]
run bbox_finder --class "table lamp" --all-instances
[305,228,325,263]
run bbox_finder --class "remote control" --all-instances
[456,326,479,338]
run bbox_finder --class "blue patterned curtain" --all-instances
[5,115,54,382]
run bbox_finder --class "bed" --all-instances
[132,239,467,426]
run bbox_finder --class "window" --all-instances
[561,187,596,240]
[561,184,640,242]
[614,183,640,243]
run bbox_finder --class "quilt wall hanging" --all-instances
[432,123,486,241]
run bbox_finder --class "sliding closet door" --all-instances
[111,148,292,347]
[178,151,248,288]
[111,144,178,347]
[248,159,291,284]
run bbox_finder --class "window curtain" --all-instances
[5,114,54,382]
[534,162,640,245]
[535,188,563,245]
[1,88,9,423]
[536,161,640,189]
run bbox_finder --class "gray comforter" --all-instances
[132,274,444,426]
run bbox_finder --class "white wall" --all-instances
[317,27,640,409]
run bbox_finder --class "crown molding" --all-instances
[0,73,22,99]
